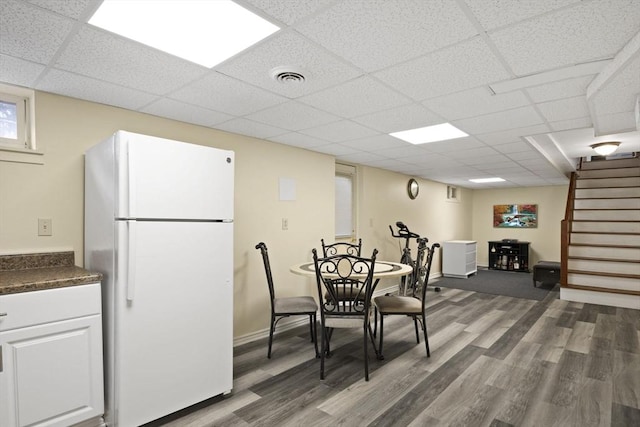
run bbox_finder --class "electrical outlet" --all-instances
[282,218,288,231]
[38,218,52,236]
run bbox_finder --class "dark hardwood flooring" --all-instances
[153,287,640,427]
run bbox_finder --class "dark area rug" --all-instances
[432,268,558,300]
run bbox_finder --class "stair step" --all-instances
[576,176,640,188]
[569,244,640,260]
[580,157,640,170]
[567,272,640,293]
[572,221,640,233]
[571,232,640,246]
[568,259,640,275]
[578,167,640,178]
[575,187,640,198]
[574,198,640,209]
[573,209,640,221]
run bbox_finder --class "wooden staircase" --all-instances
[561,156,640,309]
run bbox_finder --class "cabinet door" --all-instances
[0,315,104,427]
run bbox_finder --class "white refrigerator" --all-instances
[84,131,234,427]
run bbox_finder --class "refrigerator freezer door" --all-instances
[113,221,233,427]
[115,131,234,220]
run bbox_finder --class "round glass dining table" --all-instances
[290,260,413,279]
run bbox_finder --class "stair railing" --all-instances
[561,171,578,287]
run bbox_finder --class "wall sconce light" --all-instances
[590,141,620,156]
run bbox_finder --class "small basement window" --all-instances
[0,83,41,164]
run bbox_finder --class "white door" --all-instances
[115,131,234,220]
[114,220,233,427]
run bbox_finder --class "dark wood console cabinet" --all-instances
[488,241,530,273]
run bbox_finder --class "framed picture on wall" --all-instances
[493,204,538,228]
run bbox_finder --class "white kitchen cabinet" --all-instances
[442,240,477,278]
[0,283,104,427]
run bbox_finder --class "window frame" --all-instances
[0,83,41,164]
[335,163,357,239]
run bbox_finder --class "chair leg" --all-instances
[378,314,385,360]
[413,316,420,344]
[311,314,319,358]
[373,307,378,337]
[422,314,430,357]
[320,326,327,380]
[268,314,276,359]
[363,323,369,381]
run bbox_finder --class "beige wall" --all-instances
[0,90,568,341]
[471,186,569,269]
[356,167,474,282]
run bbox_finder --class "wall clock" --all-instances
[407,178,419,199]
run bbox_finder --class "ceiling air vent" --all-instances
[270,66,306,84]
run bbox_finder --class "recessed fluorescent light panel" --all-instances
[469,178,506,183]
[390,123,468,145]
[89,0,279,68]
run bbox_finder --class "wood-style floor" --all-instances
[151,286,640,427]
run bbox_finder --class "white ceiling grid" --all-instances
[0,0,639,188]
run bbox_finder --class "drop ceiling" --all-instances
[1,0,639,188]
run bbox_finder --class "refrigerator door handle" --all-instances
[126,221,137,301]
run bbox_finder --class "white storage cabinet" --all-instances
[442,240,477,278]
[0,283,104,427]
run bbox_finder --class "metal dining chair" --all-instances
[320,238,362,256]
[255,242,319,359]
[373,239,440,359]
[312,248,379,381]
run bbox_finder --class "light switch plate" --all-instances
[38,218,52,236]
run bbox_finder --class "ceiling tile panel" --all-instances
[298,120,380,143]
[476,124,551,145]
[537,96,590,122]
[140,98,234,128]
[489,0,640,75]
[268,132,333,149]
[372,144,433,160]
[295,0,477,72]
[525,75,595,103]
[0,54,45,87]
[215,118,288,139]
[492,141,537,154]
[425,86,530,120]
[241,0,337,25]
[171,72,287,116]
[463,0,581,31]
[337,151,387,164]
[592,112,638,135]
[374,37,512,101]
[548,117,593,132]
[453,106,545,134]
[28,0,96,19]
[0,0,74,63]
[298,76,410,118]
[312,143,360,156]
[590,54,640,115]
[341,134,409,152]
[421,137,486,153]
[217,30,362,98]
[447,146,500,160]
[245,101,339,131]
[36,69,156,110]
[352,103,443,133]
[55,27,209,95]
